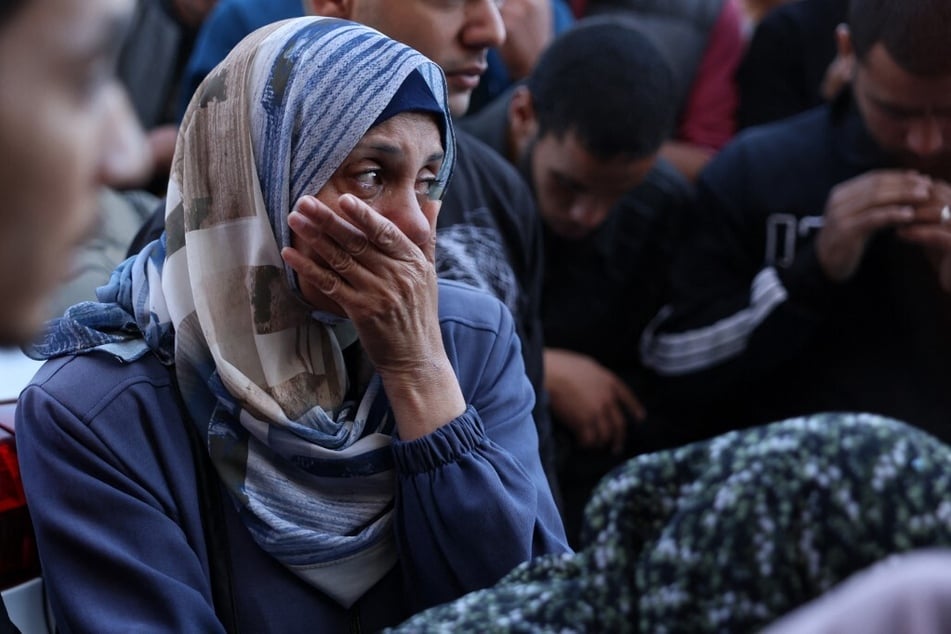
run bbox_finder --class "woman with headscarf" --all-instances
[15,16,569,633]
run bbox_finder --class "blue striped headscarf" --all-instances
[30,17,455,608]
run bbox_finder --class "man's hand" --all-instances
[816,170,931,281]
[544,348,645,454]
[895,179,951,292]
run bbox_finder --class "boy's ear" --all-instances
[508,85,538,163]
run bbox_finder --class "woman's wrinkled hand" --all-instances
[282,193,465,437]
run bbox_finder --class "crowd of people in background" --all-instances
[7,0,951,631]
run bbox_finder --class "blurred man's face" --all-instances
[312,0,505,117]
[853,42,951,174]
[528,130,655,240]
[0,0,150,344]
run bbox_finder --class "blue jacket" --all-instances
[16,280,569,633]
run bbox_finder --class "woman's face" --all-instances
[296,111,444,314]
[0,0,150,344]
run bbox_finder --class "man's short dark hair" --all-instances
[849,0,951,76]
[526,17,675,161]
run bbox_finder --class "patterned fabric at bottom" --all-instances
[391,413,951,633]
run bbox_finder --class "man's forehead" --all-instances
[540,140,652,193]
[859,43,951,106]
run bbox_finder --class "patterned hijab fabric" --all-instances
[391,413,951,632]
[31,17,455,608]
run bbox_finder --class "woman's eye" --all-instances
[354,170,383,191]
[415,178,438,198]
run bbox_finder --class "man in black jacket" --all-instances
[642,0,951,444]
[461,21,693,542]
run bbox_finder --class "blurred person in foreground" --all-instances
[0,0,149,347]
[0,0,148,630]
